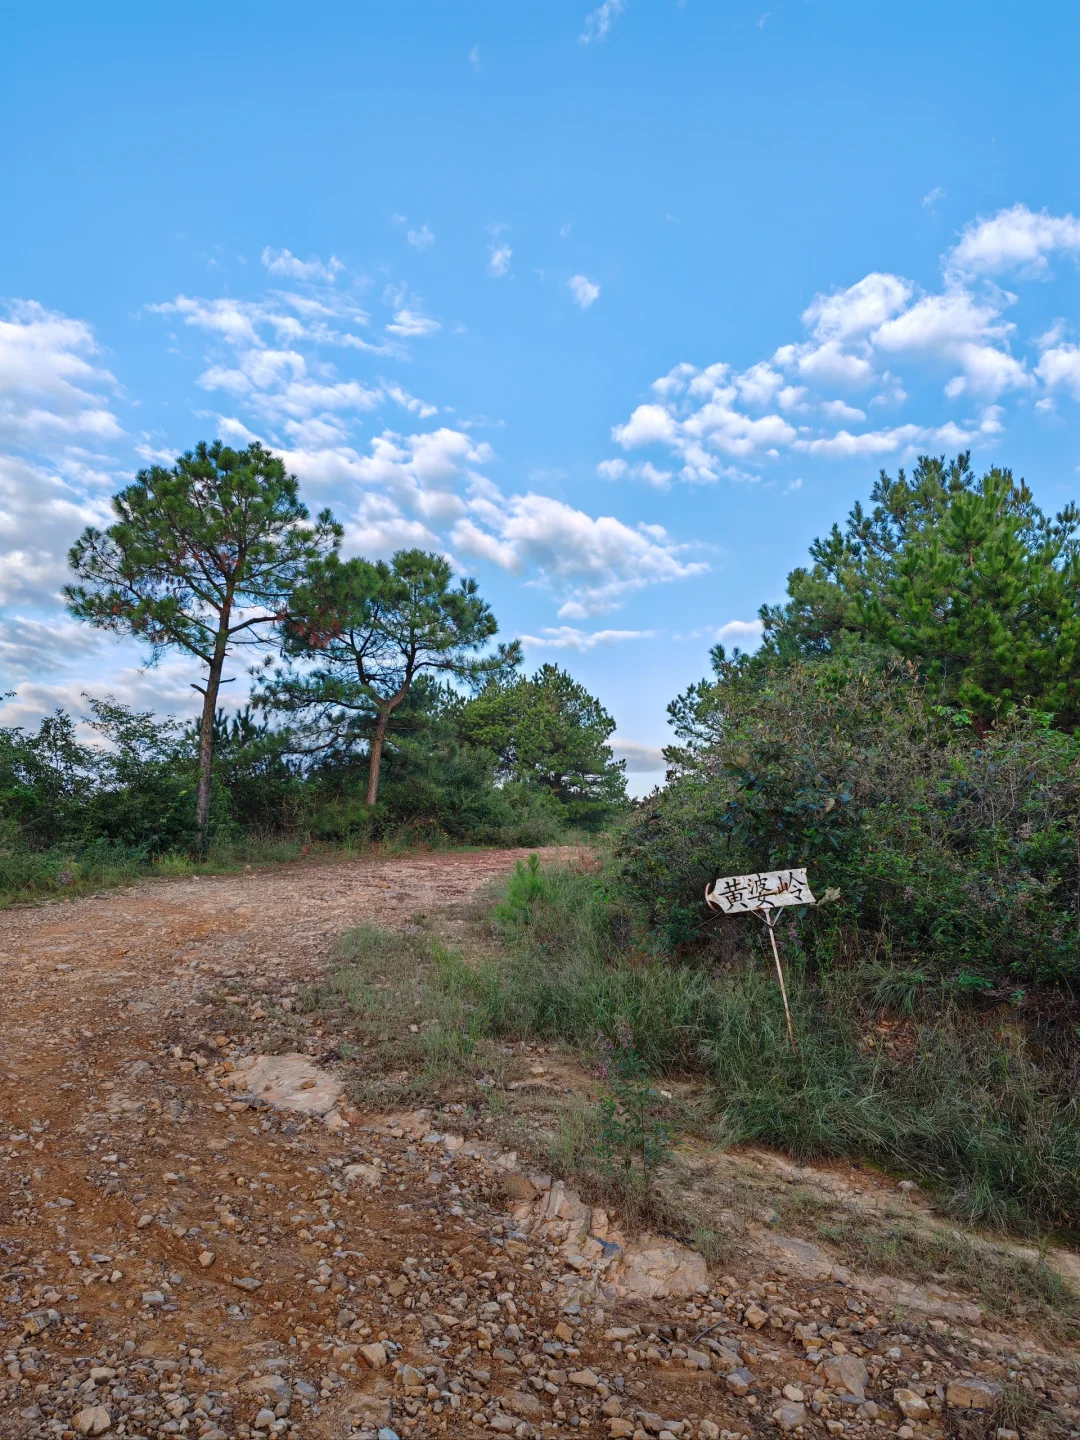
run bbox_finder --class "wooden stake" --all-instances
[763,910,798,1055]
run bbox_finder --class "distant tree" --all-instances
[258,548,519,806]
[65,441,341,839]
[458,662,627,827]
[760,452,1080,730]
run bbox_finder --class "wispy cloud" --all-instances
[610,737,665,772]
[261,247,344,283]
[569,274,600,309]
[521,625,655,651]
[407,224,435,251]
[579,0,626,44]
[488,243,512,278]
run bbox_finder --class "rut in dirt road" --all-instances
[0,851,1074,1440]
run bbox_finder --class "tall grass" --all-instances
[456,859,1080,1233]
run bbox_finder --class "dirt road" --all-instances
[1,852,1074,1440]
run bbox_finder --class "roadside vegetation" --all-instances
[307,454,1080,1297]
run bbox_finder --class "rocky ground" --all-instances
[1,851,1077,1440]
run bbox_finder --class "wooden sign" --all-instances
[705,867,816,915]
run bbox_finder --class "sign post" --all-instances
[704,868,820,1055]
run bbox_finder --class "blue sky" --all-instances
[3,1,1080,790]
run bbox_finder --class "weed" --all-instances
[595,1026,674,1176]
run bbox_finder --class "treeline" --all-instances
[1,440,627,890]
[1,665,624,857]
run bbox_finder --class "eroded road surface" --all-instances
[1,852,1075,1440]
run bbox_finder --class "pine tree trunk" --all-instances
[365,707,390,807]
[195,647,226,842]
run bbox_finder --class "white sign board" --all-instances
[705,867,816,915]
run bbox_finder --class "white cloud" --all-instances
[1037,343,1080,400]
[469,45,480,71]
[0,302,122,449]
[596,458,628,479]
[0,304,125,611]
[804,272,913,343]
[261,247,344,282]
[922,186,945,212]
[949,204,1080,277]
[407,224,434,251]
[820,399,866,423]
[612,403,676,448]
[609,204,1080,479]
[488,244,512,277]
[569,274,601,309]
[453,492,705,616]
[579,0,625,43]
[385,308,441,338]
[794,421,971,458]
[610,737,665,772]
[521,626,654,651]
[596,457,672,487]
[715,618,764,651]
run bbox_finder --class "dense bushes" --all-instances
[620,649,1080,992]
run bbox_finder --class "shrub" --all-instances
[619,653,1080,989]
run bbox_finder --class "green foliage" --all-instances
[0,696,198,849]
[762,452,1080,729]
[630,652,1080,986]
[458,662,628,828]
[595,1025,674,1176]
[66,440,341,831]
[476,863,1080,1232]
[302,691,562,848]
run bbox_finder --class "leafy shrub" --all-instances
[620,653,1080,988]
[595,1026,674,1176]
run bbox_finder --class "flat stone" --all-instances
[222,1052,344,1116]
[506,1390,542,1416]
[344,1162,382,1187]
[947,1378,1001,1411]
[73,1406,112,1437]
[612,1237,709,1300]
[774,1402,807,1430]
[242,1373,292,1404]
[894,1388,932,1421]
[569,1368,599,1387]
[820,1353,869,1400]
[233,1275,263,1291]
[359,1341,388,1368]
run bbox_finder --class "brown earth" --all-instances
[1,850,1077,1440]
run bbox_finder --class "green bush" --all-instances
[620,653,1080,989]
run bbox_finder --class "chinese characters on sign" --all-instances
[705,867,816,915]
